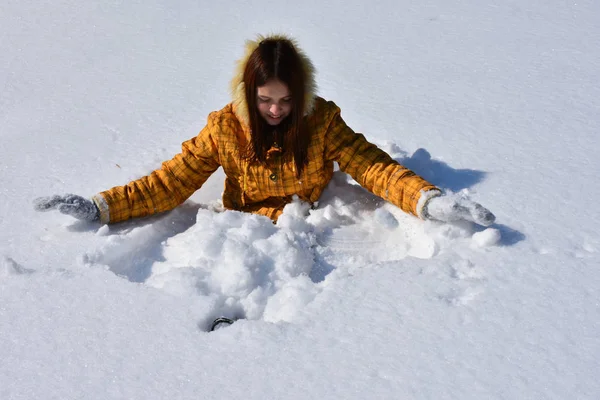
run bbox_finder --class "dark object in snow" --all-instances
[210,317,235,331]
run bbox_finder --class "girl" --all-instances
[34,34,494,227]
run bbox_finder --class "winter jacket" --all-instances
[92,34,439,224]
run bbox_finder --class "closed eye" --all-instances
[257,97,292,105]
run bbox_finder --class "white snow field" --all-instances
[2,0,599,399]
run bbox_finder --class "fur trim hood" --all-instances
[230,33,317,127]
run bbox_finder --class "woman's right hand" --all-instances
[33,194,100,221]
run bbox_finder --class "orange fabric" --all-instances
[94,97,438,224]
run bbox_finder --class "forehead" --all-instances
[257,79,290,98]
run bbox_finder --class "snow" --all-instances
[2,0,600,399]
[472,228,501,248]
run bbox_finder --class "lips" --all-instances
[264,113,285,125]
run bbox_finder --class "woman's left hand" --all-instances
[423,193,495,226]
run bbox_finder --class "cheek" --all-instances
[282,103,292,115]
[257,103,269,114]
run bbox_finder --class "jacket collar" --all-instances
[230,33,317,128]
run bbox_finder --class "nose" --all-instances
[269,103,281,115]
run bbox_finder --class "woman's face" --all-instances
[256,79,292,126]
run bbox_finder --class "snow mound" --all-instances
[82,178,494,329]
[472,228,502,248]
[314,203,437,262]
[83,199,322,326]
[148,207,318,324]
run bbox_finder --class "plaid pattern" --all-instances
[93,97,438,224]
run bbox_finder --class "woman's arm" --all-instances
[92,114,222,223]
[323,103,438,218]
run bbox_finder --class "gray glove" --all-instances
[423,193,495,227]
[33,194,100,221]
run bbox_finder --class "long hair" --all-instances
[243,38,308,176]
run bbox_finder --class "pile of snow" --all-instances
[83,170,499,331]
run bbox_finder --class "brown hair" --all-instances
[243,38,308,176]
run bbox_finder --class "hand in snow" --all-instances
[33,194,100,221]
[423,192,495,227]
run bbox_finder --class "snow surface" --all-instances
[2,0,600,399]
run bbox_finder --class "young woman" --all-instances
[34,34,495,227]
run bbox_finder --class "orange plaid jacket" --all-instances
[92,97,438,224]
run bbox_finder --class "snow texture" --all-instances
[2,1,600,399]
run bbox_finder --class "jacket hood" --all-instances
[230,33,317,128]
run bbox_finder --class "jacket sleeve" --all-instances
[323,103,439,218]
[92,114,222,224]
